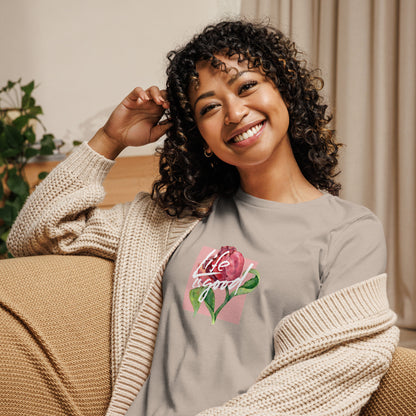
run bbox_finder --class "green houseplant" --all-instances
[0,79,57,257]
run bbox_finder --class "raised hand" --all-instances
[89,86,172,159]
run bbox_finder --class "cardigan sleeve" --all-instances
[196,274,399,416]
[7,142,129,260]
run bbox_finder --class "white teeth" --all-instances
[232,123,263,143]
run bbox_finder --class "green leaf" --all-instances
[28,105,43,117]
[38,171,48,180]
[0,205,17,227]
[40,133,55,155]
[0,238,7,255]
[72,140,83,146]
[25,147,39,159]
[1,80,17,93]
[0,179,3,199]
[189,287,216,323]
[0,131,7,151]
[204,288,215,315]
[189,287,205,315]
[12,115,29,131]
[21,80,35,97]
[234,269,260,296]
[1,229,10,243]
[6,173,29,198]
[5,196,25,212]
[22,95,35,109]
[2,148,20,158]
[4,124,24,147]
[24,126,36,143]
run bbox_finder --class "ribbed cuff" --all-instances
[59,142,115,184]
[274,274,395,353]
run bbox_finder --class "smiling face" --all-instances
[189,55,292,175]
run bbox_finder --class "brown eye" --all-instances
[238,81,257,94]
[200,103,219,116]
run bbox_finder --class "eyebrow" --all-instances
[192,70,251,110]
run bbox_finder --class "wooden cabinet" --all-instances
[24,155,159,208]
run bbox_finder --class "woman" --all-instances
[8,20,398,415]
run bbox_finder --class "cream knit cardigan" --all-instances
[8,143,399,416]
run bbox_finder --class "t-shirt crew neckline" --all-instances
[234,188,332,209]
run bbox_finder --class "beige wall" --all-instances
[0,0,241,156]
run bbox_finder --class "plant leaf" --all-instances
[21,80,35,95]
[38,171,48,180]
[234,269,260,296]
[5,197,25,212]
[0,131,7,151]
[12,115,29,131]
[24,126,36,144]
[204,288,217,324]
[204,288,215,314]
[189,287,204,315]
[1,80,17,93]
[22,95,36,109]
[1,229,10,243]
[6,173,29,198]
[0,206,17,227]
[40,133,55,155]
[25,147,39,159]
[28,105,43,117]
[0,238,7,255]
[4,124,24,147]
[2,148,20,158]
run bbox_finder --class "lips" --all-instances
[227,121,265,144]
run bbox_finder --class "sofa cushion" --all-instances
[0,255,114,416]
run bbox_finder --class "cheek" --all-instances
[196,119,221,147]
[267,94,290,128]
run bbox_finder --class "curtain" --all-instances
[240,0,416,329]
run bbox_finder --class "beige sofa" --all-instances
[0,255,415,416]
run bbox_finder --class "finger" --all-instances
[146,86,170,109]
[147,86,167,107]
[125,87,150,106]
[159,90,170,109]
[149,122,173,143]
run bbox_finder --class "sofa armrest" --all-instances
[1,255,414,415]
[360,346,416,415]
[0,255,114,416]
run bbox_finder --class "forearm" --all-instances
[88,127,126,160]
[7,142,125,258]
[197,275,399,416]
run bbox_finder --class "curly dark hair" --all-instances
[152,20,342,218]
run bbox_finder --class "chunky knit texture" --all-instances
[8,143,399,415]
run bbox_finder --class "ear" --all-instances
[203,145,213,158]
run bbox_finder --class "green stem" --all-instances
[214,287,233,320]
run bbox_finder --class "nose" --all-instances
[224,96,248,125]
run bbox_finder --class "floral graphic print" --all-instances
[187,246,260,324]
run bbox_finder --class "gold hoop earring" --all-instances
[204,149,213,158]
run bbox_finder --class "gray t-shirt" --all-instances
[126,190,386,416]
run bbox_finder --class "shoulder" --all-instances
[322,195,385,241]
[319,196,386,296]
[129,191,200,229]
[326,195,381,226]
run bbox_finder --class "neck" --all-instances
[237,139,322,203]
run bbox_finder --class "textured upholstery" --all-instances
[360,346,416,415]
[0,255,113,416]
[0,255,415,415]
